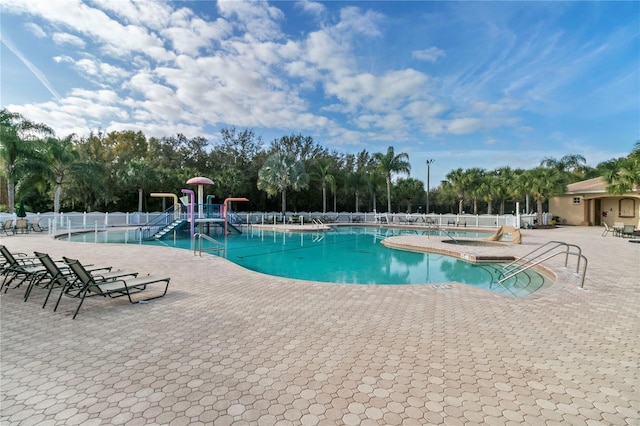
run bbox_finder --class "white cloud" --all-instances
[52,32,86,47]
[412,47,446,63]
[24,22,46,38]
[296,0,326,17]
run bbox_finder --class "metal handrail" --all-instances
[502,241,582,274]
[499,250,588,288]
[499,241,588,288]
[194,233,225,257]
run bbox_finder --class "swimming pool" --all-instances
[61,226,552,296]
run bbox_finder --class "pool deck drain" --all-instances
[1,226,639,425]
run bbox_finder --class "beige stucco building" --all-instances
[549,176,640,226]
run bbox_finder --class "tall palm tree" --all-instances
[310,157,336,213]
[257,152,309,216]
[373,146,411,212]
[346,170,365,213]
[0,109,54,213]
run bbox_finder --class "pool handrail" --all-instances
[194,233,225,257]
[499,241,588,288]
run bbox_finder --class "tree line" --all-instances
[1,108,638,226]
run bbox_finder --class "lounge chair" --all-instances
[601,223,615,237]
[27,252,116,308]
[60,257,170,319]
[0,245,44,292]
[613,222,624,237]
[621,225,636,238]
[14,218,29,234]
[1,220,14,236]
[29,217,46,232]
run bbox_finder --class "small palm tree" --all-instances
[522,167,565,225]
[603,141,640,194]
[257,152,309,217]
[443,168,470,214]
[373,146,411,212]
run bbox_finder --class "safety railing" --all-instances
[194,233,225,257]
[499,241,588,288]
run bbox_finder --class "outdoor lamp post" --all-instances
[426,159,434,214]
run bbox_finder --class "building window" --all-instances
[619,198,636,218]
[572,197,581,205]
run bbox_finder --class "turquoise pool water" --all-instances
[61,226,551,296]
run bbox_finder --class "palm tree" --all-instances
[346,170,366,213]
[603,142,640,195]
[364,168,386,213]
[465,168,485,215]
[310,157,336,213]
[257,152,309,217]
[522,167,566,225]
[442,168,470,214]
[373,146,411,212]
[0,109,54,213]
[38,135,83,214]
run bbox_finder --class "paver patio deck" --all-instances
[1,226,638,425]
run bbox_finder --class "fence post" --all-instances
[105,212,109,227]
[83,212,87,229]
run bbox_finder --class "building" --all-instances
[548,177,640,226]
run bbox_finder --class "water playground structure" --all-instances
[138,177,248,240]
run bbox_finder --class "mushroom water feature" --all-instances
[186,176,214,219]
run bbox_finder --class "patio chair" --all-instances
[613,222,624,237]
[27,252,117,308]
[29,217,46,232]
[60,257,170,319]
[1,220,14,236]
[0,245,45,293]
[621,225,636,238]
[14,218,29,234]
[601,223,615,237]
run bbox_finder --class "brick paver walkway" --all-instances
[1,226,638,425]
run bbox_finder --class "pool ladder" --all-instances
[498,241,588,288]
[194,233,225,257]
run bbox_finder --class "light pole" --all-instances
[426,159,434,214]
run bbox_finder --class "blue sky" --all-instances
[1,0,638,186]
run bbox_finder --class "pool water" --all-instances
[62,226,551,296]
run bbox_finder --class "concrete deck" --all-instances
[1,226,638,425]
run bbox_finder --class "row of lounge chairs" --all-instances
[0,245,170,319]
[0,218,46,235]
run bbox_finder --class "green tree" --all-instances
[0,108,54,213]
[39,135,83,214]
[257,152,309,216]
[118,160,159,212]
[373,146,411,212]
[442,168,471,214]
[310,157,336,213]
[522,167,566,225]
[393,177,425,213]
[602,142,640,194]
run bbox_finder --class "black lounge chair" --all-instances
[1,245,44,293]
[60,257,170,319]
[27,252,116,308]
